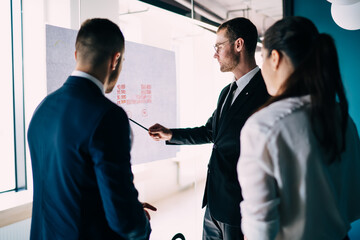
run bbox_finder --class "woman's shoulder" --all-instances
[244,95,311,134]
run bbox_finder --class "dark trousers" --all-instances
[202,207,243,240]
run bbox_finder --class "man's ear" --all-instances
[234,38,244,52]
[111,52,121,70]
[75,50,77,61]
[271,49,281,71]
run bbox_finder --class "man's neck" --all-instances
[233,60,257,80]
[75,64,107,85]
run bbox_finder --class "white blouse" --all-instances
[237,95,360,240]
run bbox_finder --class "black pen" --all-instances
[129,118,149,131]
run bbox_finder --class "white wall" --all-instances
[0,219,31,240]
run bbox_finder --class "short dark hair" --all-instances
[75,18,125,67]
[217,17,258,57]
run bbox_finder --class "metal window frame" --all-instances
[11,0,26,192]
[283,0,294,17]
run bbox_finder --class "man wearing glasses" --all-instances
[149,17,269,240]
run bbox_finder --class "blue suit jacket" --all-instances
[28,76,150,240]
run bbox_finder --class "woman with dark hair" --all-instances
[237,16,360,240]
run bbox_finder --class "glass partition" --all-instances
[0,0,16,193]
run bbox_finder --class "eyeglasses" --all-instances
[213,40,230,53]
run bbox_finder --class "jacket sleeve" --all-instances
[237,120,280,240]
[89,105,151,240]
[166,110,215,145]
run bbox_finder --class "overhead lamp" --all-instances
[327,0,358,4]
[327,0,360,30]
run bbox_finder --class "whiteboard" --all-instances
[46,24,178,164]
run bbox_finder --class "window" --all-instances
[0,0,26,194]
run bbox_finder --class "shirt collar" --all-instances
[234,66,260,92]
[71,70,104,95]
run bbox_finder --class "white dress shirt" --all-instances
[237,95,360,240]
[232,66,259,104]
[220,66,260,116]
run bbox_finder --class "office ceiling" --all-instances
[139,0,283,36]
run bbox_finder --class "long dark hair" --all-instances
[261,16,348,163]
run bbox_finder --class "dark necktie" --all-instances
[221,82,238,118]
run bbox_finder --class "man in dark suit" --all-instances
[28,18,155,240]
[148,18,269,240]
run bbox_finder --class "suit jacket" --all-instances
[167,71,269,226]
[27,76,150,240]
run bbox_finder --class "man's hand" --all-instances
[148,123,172,141]
[142,202,157,220]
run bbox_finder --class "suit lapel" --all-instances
[216,71,262,135]
[214,84,231,136]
